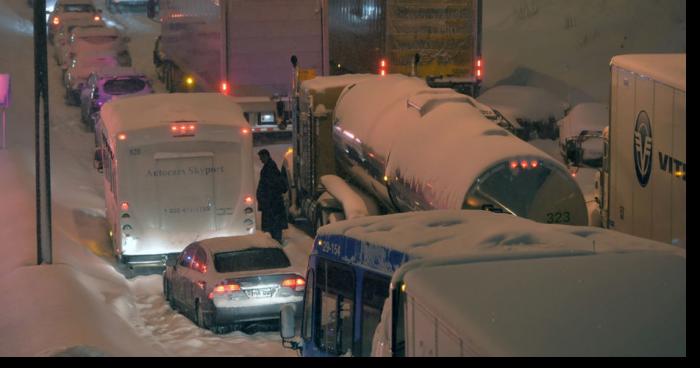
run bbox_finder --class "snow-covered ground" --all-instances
[0,1,308,356]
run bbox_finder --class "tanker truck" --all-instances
[282,73,589,234]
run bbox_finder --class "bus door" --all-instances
[155,152,216,232]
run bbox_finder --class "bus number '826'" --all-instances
[546,211,571,224]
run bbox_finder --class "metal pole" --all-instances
[34,0,52,265]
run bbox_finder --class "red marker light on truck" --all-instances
[171,123,196,137]
[117,133,127,141]
[379,59,388,76]
[220,81,228,95]
[476,58,484,80]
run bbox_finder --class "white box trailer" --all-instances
[97,93,257,266]
[383,245,686,356]
[602,54,685,247]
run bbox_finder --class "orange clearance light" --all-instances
[244,196,254,205]
[241,128,250,135]
[117,133,127,141]
[185,77,194,86]
[520,160,529,169]
[510,161,519,169]
[531,160,539,168]
[94,15,101,21]
[171,122,197,137]
[120,202,129,211]
[52,17,60,25]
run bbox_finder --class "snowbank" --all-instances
[477,85,570,126]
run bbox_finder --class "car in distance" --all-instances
[48,0,103,44]
[80,67,152,132]
[163,233,305,333]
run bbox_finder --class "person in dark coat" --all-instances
[256,149,288,243]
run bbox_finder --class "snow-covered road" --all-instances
[0,0,308,356]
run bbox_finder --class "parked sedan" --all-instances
[163,233,305,334]
[80,67,152,133]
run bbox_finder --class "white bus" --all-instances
[97,93,256,267]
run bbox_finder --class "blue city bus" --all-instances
[295,233,411,357]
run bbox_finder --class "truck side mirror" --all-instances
[280,304,301,351]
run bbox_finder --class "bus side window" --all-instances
[314,258,355,356]
[302,270,314,341]
[360,271,390,356]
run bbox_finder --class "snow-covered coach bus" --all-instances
[279,210,686,357]
[97,93,256,267]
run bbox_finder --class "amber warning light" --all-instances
[171,122,197,137]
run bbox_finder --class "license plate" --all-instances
[245,287,274,298]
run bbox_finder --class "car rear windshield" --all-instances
[63,4,96,12]
[214,248,291,273]
[103,78,146,95]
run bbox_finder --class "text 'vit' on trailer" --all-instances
[283,74,588,234]
[600,54,685,247]
[95,93,257,269]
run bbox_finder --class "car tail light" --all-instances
[209,282,241,299]
[281,277,306,292]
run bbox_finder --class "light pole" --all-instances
[34,0,52,265]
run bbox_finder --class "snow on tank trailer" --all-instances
[96,93,257,269]
[328,74,588,226]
